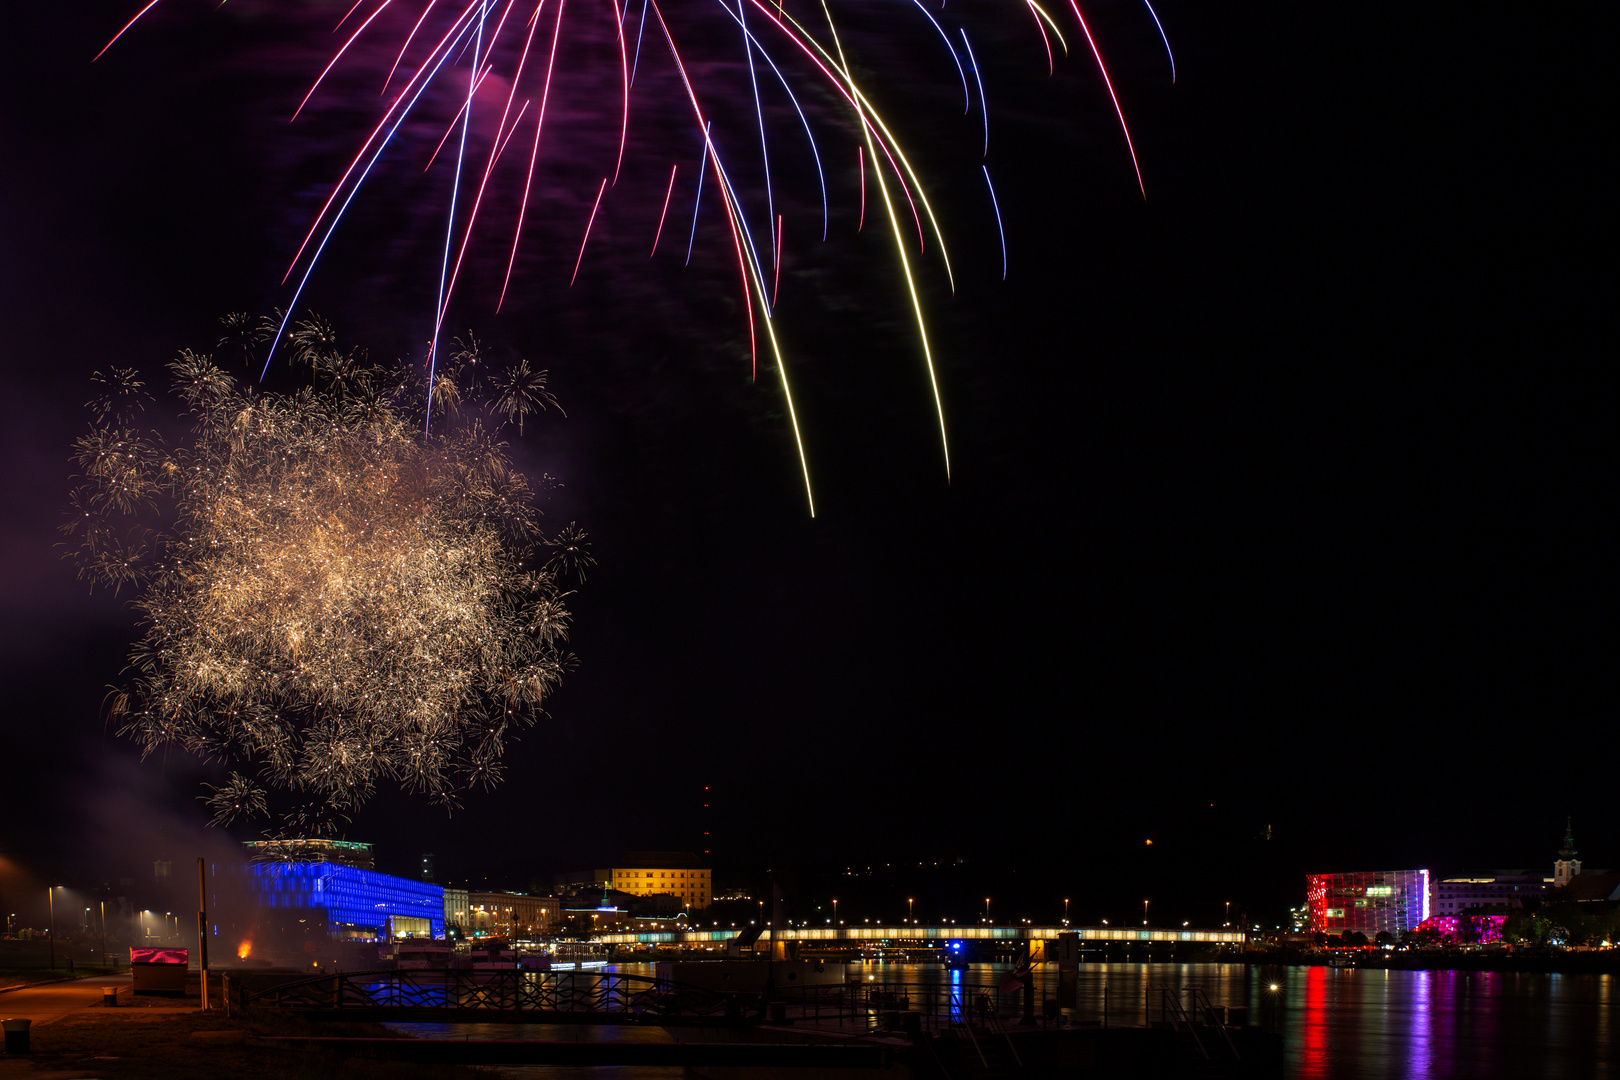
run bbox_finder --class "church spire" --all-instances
[1559,817,1577,860]
[1554,817,1582,888]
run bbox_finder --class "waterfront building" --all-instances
[215,840,445,962]
[444,886,470,937]
[242,838,376,869]
[1430,873,1550,915]
[236,860,445,941]
[1306,869,1430,937]
[468,891,559,938]
[1559,872,1620,902]
[607,852,712,909]
[562,892,630,931]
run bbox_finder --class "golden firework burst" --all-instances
[64,316,586,828]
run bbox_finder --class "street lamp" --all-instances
[1143,900,1149,926]
[832,899,838,926]
[47,887,58,970]
[985,898,991,924]
[1064,898,1069,924]
[907,898,914,924]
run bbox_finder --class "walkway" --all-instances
[0,974,190,1027]
[597,924,1248,946]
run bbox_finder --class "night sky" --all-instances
[0,2,1607,924]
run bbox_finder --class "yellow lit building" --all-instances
[608,852,711,909]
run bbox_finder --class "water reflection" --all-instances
[385,962,1613,1079]
[1264,966,1613,1079]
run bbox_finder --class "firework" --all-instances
[96,1,1173,513]
[64,317,587,828]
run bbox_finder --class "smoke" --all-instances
[65,751,247,955]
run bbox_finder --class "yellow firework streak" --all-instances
[820,0,950,482]
[765,3,956,294]
[1028,0,1070,53]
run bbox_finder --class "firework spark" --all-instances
[96,1,1172,512]
[64,317,587,827]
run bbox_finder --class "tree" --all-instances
[1500,910,1551,945]
[1401,925,1444,948]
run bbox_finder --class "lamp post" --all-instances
[1064,898,1070,924]
[832,899,838,927]
[907,898,914,924]
[1143,900,1149,926]
[198,857,211,1011]
[47,887,57,970]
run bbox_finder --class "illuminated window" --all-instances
[1325,908,1345,919]
[1365,886,1394,897]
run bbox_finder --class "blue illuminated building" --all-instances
[242,861,445,941]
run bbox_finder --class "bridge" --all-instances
[595,924,1247,947]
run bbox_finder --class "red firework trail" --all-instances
[652,163,678,256]
[571,177,609,286]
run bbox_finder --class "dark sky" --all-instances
[0,2,1607,923]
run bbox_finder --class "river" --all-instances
[384,959,1615,1078]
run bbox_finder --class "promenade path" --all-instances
[0,975,204,1079]
[1,972,195,1026]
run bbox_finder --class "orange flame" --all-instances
[237,940,252,960]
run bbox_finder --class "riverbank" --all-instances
[6,1010,492,1080]
[0,972,484,1080]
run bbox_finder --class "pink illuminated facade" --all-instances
[1307,869,1430,938]
[1412,914,1507,944]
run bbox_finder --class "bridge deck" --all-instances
[596,924,1246,946]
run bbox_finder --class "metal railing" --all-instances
[1185,986,1240,1060]
[1150,986,1208,1059]
[949,991,989,1068]
[1148,985,1242,1063]
[248,968,736,1020]
[844,980,1010,1036]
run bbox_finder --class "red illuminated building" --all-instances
[1306,869,1430,938]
